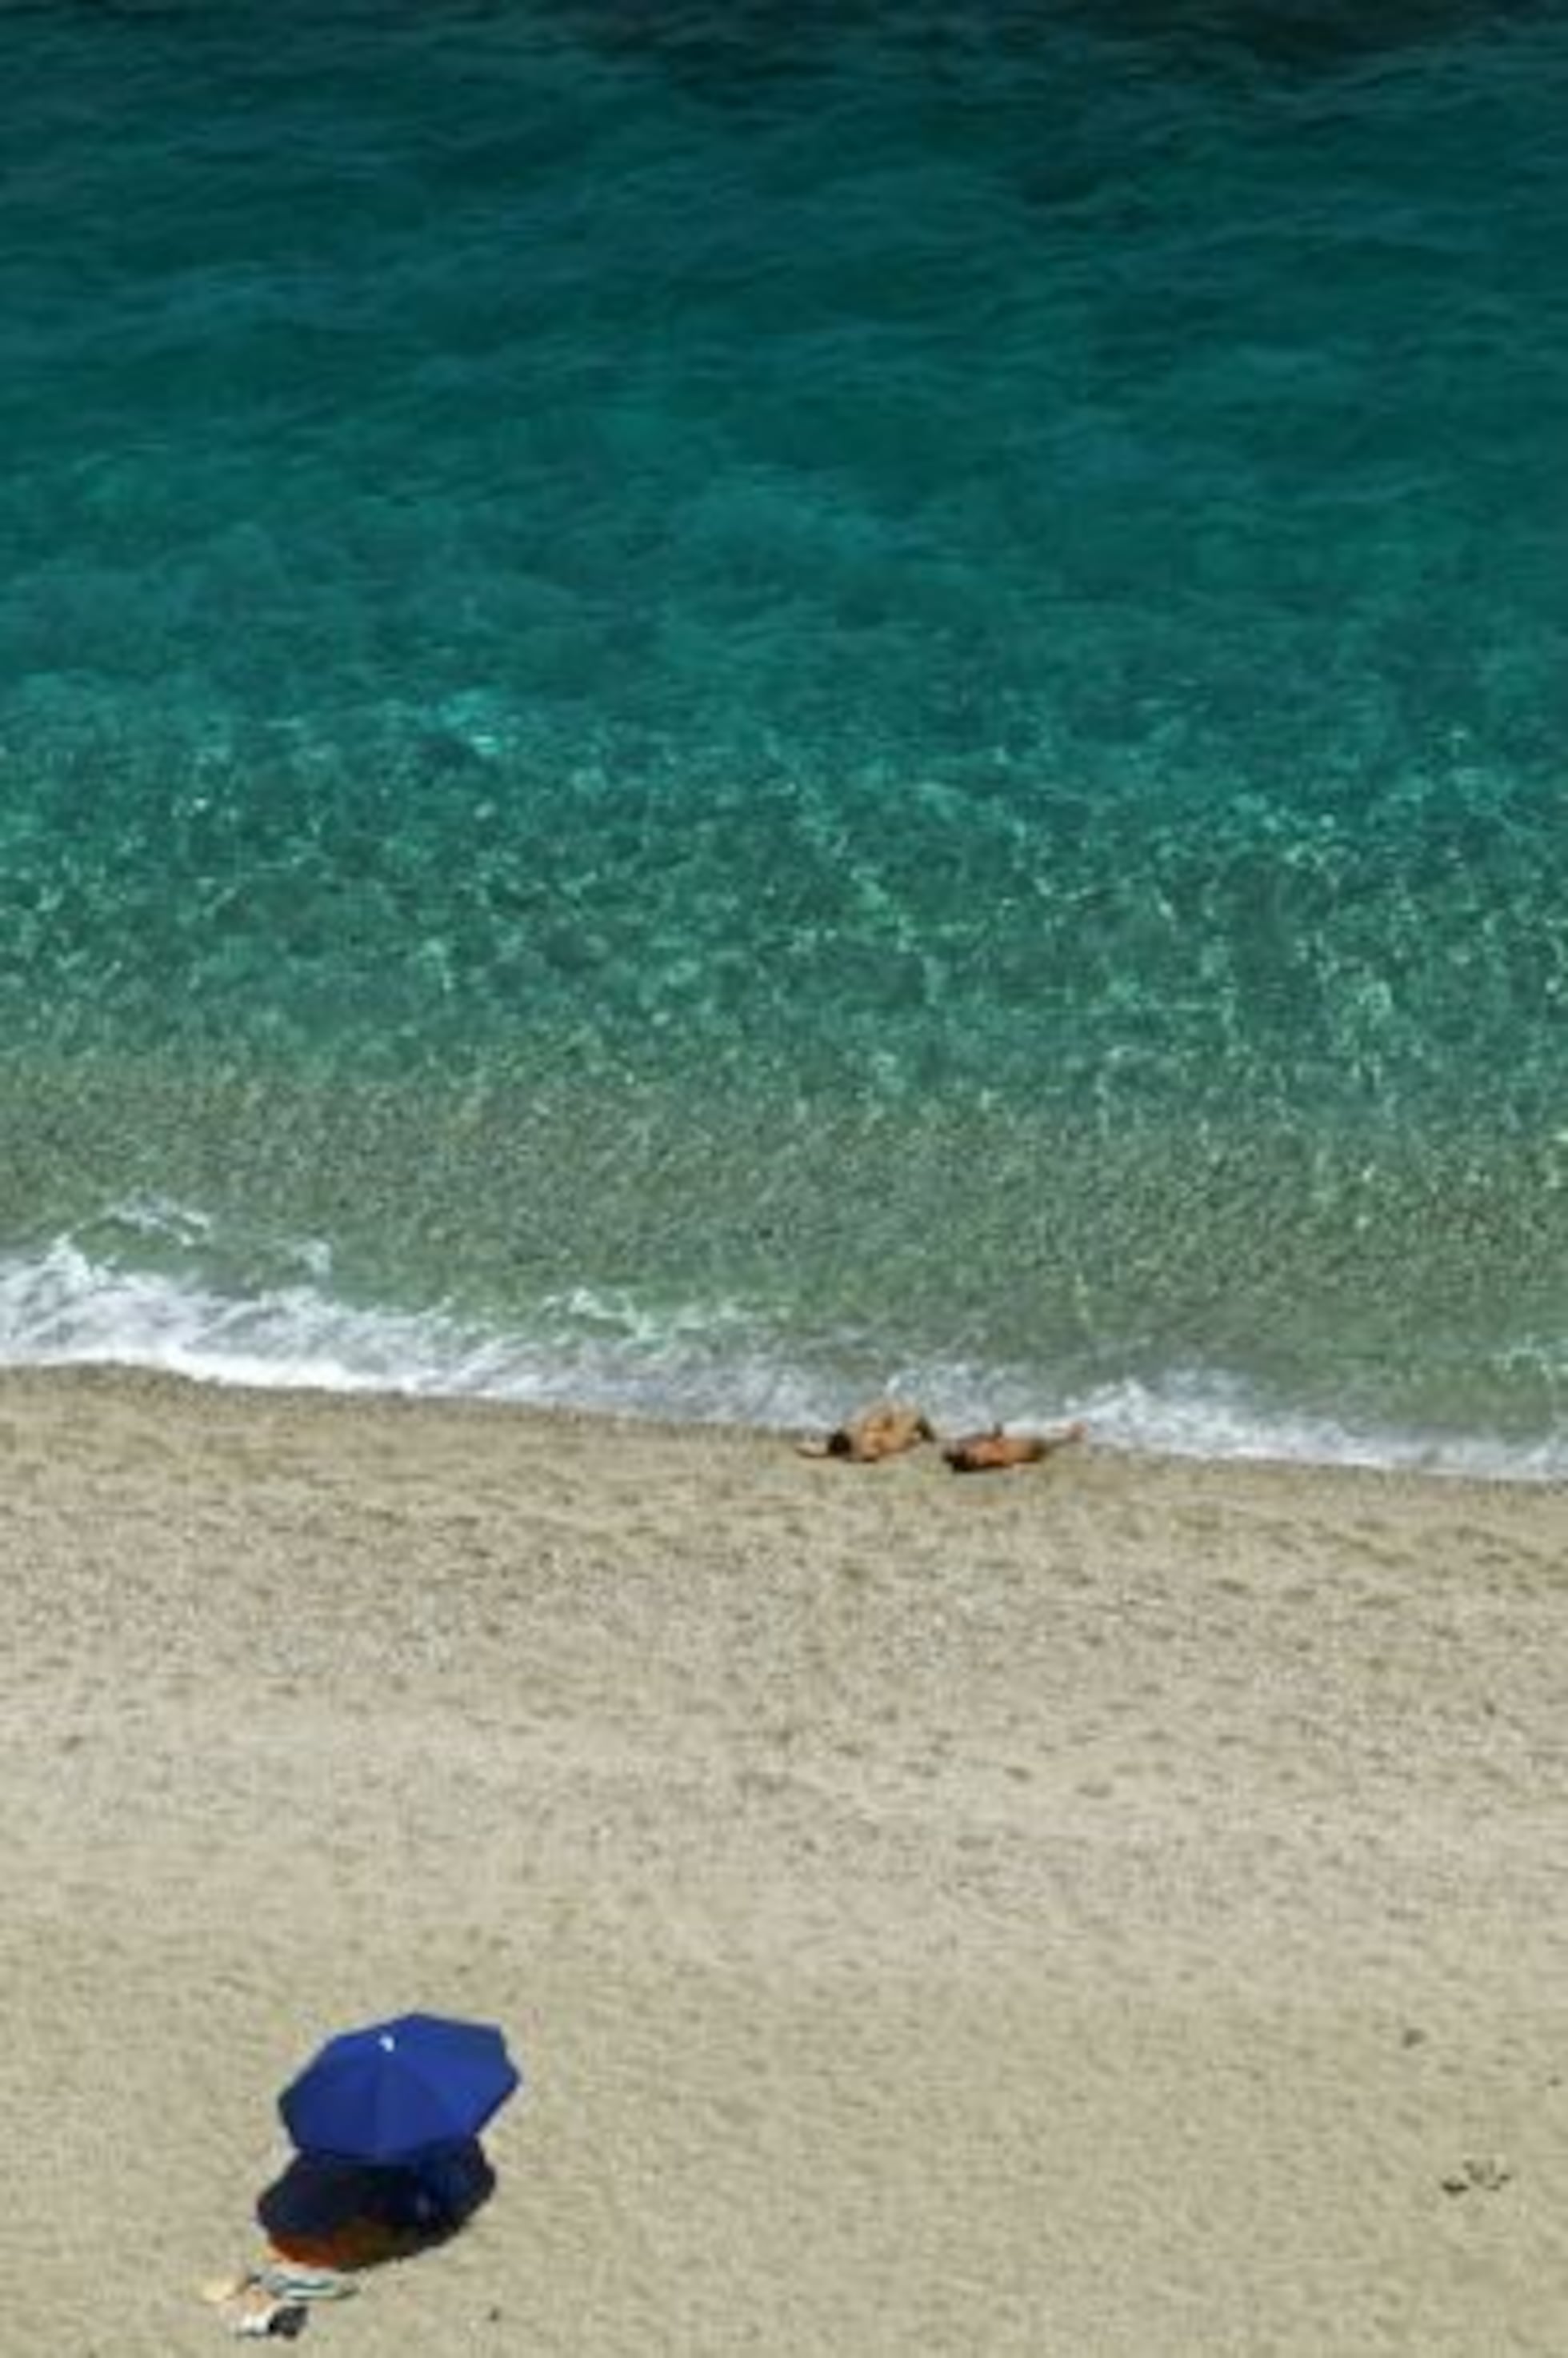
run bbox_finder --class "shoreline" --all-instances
[4,1363,1566,2353]
[6,1351,1559,1506]
[2,1334,1562,1485]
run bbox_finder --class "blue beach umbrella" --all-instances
[279,2013,521,2164]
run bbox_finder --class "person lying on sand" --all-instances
[796,1403,1088,1470]
[795,1399,935,1462]
[942,1420,1086,1474]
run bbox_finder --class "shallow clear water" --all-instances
[2,2,1565,1468]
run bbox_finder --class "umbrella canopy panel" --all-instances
[280,2013,522,2164]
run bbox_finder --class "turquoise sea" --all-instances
[2,2,1565,1471]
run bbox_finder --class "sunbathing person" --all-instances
[795,1399,934,1463]
[942,1419,1087,1474]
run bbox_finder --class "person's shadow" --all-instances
[257,2137,496,2273]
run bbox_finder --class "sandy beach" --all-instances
[2,1367,1565,2355]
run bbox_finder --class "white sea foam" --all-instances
[0,1235,1561,1483]
[0,1238,826,1425]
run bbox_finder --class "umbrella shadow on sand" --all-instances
[207,2145,498,2337]
[257,2136,497,2270]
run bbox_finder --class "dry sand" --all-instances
[2,1366,1566,2356]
